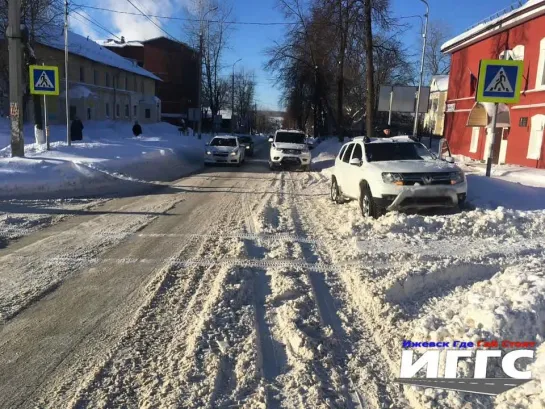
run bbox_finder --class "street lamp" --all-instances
[197,5,218,139]
[413,0,429,139]
[231,58,242,135]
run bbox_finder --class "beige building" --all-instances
[28,30,161,124]
[423,75,449,136]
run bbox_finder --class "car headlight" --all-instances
[382,172,403,185]
[245,145,250,149]
[450,171,464,184]
[206,151,212,155]
[230,149,239,156]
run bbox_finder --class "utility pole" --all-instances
[64,0,70,145]
[8,0,24,157]
[413,0,429,139]
[197,30,203,139]
[231,58,242,135]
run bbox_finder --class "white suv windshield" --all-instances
[210,138,237,147]
[366,142,436,162]
[275,132,305,144]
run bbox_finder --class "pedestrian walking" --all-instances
[70,116,84,141]
[132,121,143,137]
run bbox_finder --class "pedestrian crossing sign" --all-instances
[29,65,59,96]
[476,59,523,103]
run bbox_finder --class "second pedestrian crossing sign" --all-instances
[476,59,523,104]
[29,65,59,96]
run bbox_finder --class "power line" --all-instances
[124,0,178,41]
[72,4,298,26]
[72,10,122,40]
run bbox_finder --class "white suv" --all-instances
[330,136,467,218]
[269,129,311,171]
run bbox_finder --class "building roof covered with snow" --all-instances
[430,75,449,92]
[441,0,545,53]
[97,38,144,48]
[40,30,160,81]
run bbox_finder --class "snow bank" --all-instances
[291,161,545,409]
[311,137,343,173]
[0,119,208,199]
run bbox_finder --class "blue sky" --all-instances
[72,0,523,111]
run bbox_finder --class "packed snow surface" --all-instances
[0,136,544,408]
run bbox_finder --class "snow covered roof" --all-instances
[98,39,144,48]
[430,75,449,92]
[39,30,160,81]
[442,0,545,54]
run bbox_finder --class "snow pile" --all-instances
[311,137,342,172]
[0,119,209,199]
[405,260,545,408]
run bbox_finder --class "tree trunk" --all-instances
[337,0,345,142]
[364,0,375,138]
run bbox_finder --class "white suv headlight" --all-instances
[382,172,403,185]
[230,149,239,156]
[206,150,212,155]
[450,171,464,184]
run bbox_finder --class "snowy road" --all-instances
[0,144,405,409]
[1,141,544,409]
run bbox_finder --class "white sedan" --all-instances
[205,136,245,166]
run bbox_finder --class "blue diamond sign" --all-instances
[29,65,59,96]
[476,59,523,104]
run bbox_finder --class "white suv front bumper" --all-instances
[375,182,467,211]
[270,149,311,168]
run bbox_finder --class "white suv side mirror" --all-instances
[445,156,455,164]
[268,137,274,143]
[349,158,362,166]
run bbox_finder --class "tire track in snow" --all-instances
[291,173,409,408]
[284,171,364,409]
[240,172,284,407]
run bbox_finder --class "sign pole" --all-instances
[64,0,70,146]
[484,50,507,178]
[388,88,393,126]
[485,103,499,177]
[42,63,49,150]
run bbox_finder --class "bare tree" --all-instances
[424,20,452,81]
[185,0,233,118]
[232,69,256,133]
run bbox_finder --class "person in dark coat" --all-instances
[70,117,84,141]
[132,121,143,137]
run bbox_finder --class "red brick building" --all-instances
[441,0,545,169]
[102,36,199,123]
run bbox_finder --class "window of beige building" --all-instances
[105,72,110,87]
[116,104,120,118]
[93,69,98,85]
[106,103,110,118]
[79,66,85,82]
[125,76,129,90]
[125,104,129,118]
[133,105,137,117]
[141,80,144,93]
